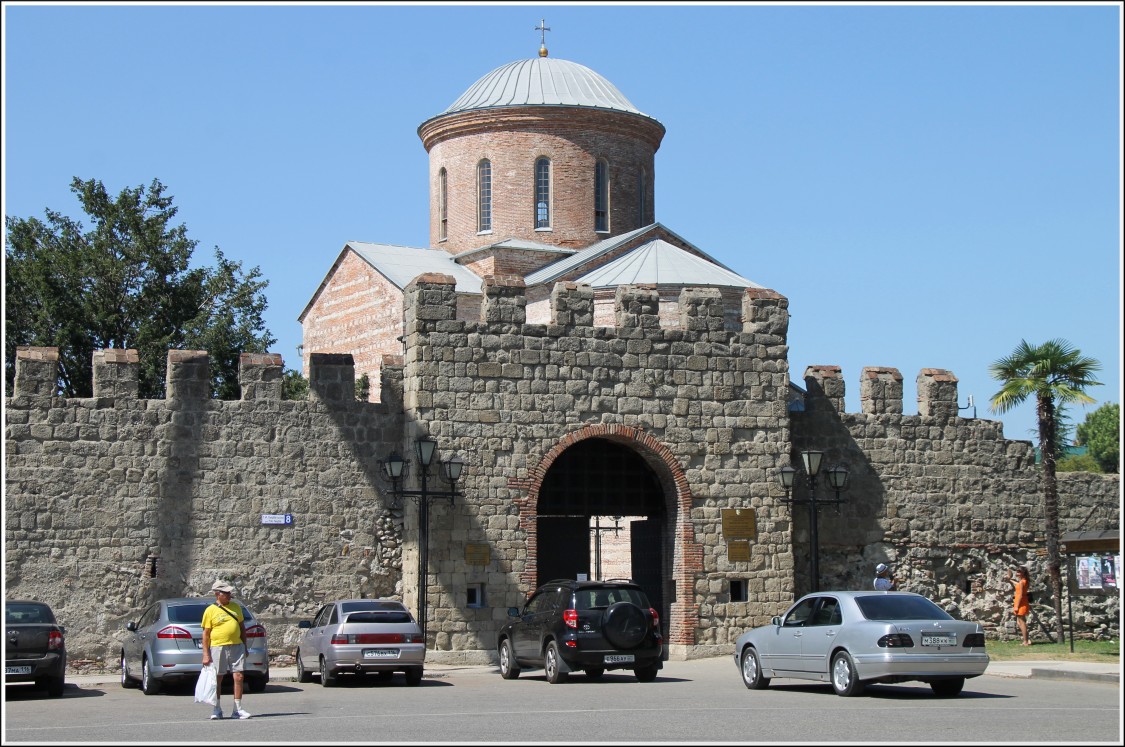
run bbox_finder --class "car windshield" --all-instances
[855,595,954,621]
[344,611,413,624]
[168,603,212,623]
[5,603,54,624]
[575,587,649,610]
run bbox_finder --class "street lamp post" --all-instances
[381,438,464,643]
[778,450,849,593]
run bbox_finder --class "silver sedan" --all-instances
[295,599,425,687]
[733,591,989,697]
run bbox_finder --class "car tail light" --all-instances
[47,630,64,650]
[244,624,266,639]
[649,608,660,629]
[877,633,915,648]
[331,632,421,644]
[404,632,424,644]
[156,625,193,640]
[563,609,578,629]
[962,633,986,648]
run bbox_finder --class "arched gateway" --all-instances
[510,425,703,648]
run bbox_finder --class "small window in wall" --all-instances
[595,158,609,232]
[535,157,551,229]
[730,579,748,603]
[438,167,448,241]
[477,159,492,233]
[467,583,486,608]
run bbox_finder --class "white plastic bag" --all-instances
[194,663,218,706]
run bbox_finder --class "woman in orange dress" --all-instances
[1006,566,1031,645]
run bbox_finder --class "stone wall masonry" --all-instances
[791,365,1119,641]
[5,347,406,670]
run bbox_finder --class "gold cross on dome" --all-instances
[535,19,550,57]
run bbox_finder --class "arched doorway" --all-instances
[534,437,668,634]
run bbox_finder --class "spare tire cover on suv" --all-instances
[601,602,648,649]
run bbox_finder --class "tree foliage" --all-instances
[282,369,309,400]
[1075,402,1120,474]
[5,177,275,398]
[1056,453,1102,473]
[989,338,1102,642]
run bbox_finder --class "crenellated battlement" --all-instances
[11,345,401,406]
[405,276,791,343]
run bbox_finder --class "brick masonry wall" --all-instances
[421,107,662,253]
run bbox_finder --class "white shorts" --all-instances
[209,644,246,675]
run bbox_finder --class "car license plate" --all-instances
[604,654,634,664]
[922,633,956,646]
[364,649,399,659]
[5,666,33,675]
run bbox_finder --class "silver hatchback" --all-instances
[296,599,425,686]
[120,597,270,694]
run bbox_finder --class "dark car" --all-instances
[4,600,67,697]
[120,597,270,695]
[497,578,663,683]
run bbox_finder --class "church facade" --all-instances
[4,44,1117,668]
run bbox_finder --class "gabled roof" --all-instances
[524,223,757,288]
[575,238,764,290]
[298,241,482,323]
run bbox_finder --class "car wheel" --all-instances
[404,667,423,687]
[499,639,521,680]
[584,667,604,681]
[319,657,337,687]
[740,647,770,690]
[830,651,865,697]
[141,657,161,695]
[296,649,314,683]
[120,652,138,689]
[930,677,965,697]
[246,675,267,693]
[634,664,659,682]
[543,641,568,684]
[602,602,648,649]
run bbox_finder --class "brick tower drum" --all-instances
[418,55,666,254]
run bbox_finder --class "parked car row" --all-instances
[7,586,989,700]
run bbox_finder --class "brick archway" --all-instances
[507,424,702,647]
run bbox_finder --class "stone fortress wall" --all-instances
[5,280,1119,671]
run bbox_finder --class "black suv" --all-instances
[497,578,663,683]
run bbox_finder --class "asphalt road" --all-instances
[4,657,1121,743]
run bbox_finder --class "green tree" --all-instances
[990,339,1101,642]
[1056,453,1102,473]
[1075,402,1120,474]
[282,369,309,400]
[5,177,274,398]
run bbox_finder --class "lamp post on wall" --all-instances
[380,437,464,643]
[778,450,849,593]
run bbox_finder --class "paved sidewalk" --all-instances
[66,658,1119,688]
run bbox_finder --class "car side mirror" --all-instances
[297,620,311,629]
[771,616,781,627]
[507,607,519,618]
[126,621,137,632]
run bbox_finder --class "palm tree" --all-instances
[989,339,1101,642]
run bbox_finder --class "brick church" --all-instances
[5,37,1115,667]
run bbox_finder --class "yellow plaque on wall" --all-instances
[465,543,491,566]
[727,540,751,562]
[721,508,757,540]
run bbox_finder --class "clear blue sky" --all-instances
[3,2,1121,444]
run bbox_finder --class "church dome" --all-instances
[433,57,659,123]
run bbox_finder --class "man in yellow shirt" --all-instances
[201,579,251,719]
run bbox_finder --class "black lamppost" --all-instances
[381,438,464,643]
[778,450,849,593]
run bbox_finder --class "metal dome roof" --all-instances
[435,57,657,121]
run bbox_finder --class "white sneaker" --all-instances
[210,707,224,720]
[230,708,252,720]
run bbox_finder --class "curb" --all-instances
[1028,668,1119,684]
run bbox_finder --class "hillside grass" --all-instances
[986,637,1119,662]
